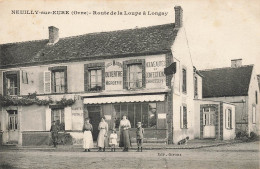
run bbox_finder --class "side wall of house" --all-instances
[222,103,236,140]
[171,27,195,144]
[247,67,260,135]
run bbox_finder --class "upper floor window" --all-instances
[53,71,65,93]
[127,64,143,89]
[182,68,187,93]
[84,62,105,92]
[44,66,67,94]
[7,74,18,95]
[256,91,258,104]
[194,76,198,98]
[225,109,232,129]
[89,69,102,91]
[123,59,145,90]
[3,71,20,96]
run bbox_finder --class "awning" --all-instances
[83,94,165,104]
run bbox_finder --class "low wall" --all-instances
[22,131,51,146]
[22,131,73,146]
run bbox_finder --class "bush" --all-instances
[249,132,259,141]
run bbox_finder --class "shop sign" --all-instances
[105,60,123,90]
[145,56,166,88]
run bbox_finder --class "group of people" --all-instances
[82,115,144,152]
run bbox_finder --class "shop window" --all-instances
[127,64,143,89]
[194,76,198,98]
[51,109,65,131]
[89,69,102,91]
[182,68,187,93]
[180,105,187,129]
[113,103,158,129]
[8,110,18,130]
[84,62,105,92]
[252,106,256,124]
[3,71,20,96]
[225,109,232,129]
[45,66,67,94]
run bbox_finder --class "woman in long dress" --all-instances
[119,115,131,151]
[97,117,108,152]
[82,118,94,152]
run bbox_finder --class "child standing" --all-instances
[136,122,144,152]
[109,129,118,152]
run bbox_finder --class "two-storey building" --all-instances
[0,6,236,146]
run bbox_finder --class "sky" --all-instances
[0,0,259,74]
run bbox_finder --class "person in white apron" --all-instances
[82,118,94,152]
[97,117,108,152]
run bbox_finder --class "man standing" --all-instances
[50,121,60,148]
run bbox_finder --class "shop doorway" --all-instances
[88,111,101,141]
[8,110,19,144]
[203,107,216,138]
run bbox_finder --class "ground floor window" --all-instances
[180,105,187,129]
[113,103,157,129]
[8,110,18,130]
[225,109,232,129]
[252,106,256,124]
[51,109,65,131]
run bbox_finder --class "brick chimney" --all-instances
[174,6,183,28]
[48,26,59,44]
[231,59,242,68]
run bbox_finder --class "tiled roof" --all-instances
[200,65,253,98]
[0,23,178,68]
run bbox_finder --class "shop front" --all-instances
[83,93,168,143]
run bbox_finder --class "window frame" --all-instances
[180,105,188,129]
[256,91,258,105]
[84,62,105,92]
[8,110,18,130]
[113,102,158,129]
[51,108,65,131]
[194,76,198,98]
[252,105,256,124]
[225,108,232,130]
[182,67,187,94]
[48,66,67,93]
[3,71,20,96]
[123,59,145,90]
[127,64,143,89]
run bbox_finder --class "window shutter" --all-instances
[203,113,206,126]
[3,72,7,96]
[225,110,228,129]
[44,71,51,93]
[45,108,52,131]
[230,111,232,129]
[123,61,127,89]
[180,106,183,128]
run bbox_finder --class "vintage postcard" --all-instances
[0,0,259,168]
